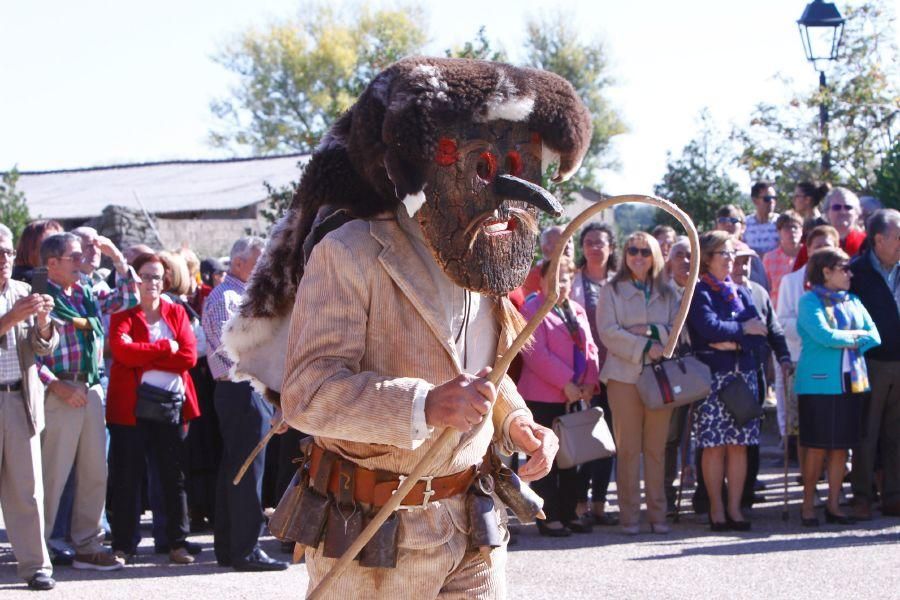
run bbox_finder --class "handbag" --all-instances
[718,352,763,427]
[637,354,711,410]
[552,401,616,469]
[134,382,184,425]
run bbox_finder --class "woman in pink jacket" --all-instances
[519,256,600,537]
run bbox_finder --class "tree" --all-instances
[873,138,900,209]
[210,3,427,155]
[0,168,31,240]
[733,0,899,193]
[445,26,506,62]
[655,111,745,231]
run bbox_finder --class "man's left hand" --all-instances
[509,415,558,482]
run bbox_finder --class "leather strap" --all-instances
[308,444,479,508]
[652,363,675,405]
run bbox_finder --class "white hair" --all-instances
[0,224,12,241]
[230,236,266,263]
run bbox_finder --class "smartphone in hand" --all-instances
[31,267,49,295]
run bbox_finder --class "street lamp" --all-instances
[797,0,845,176]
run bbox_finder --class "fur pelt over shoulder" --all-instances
[242,56,592,321]
[223,57,591,393]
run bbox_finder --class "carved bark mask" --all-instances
[408,120,563,296]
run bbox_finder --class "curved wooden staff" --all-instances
[307,193,700,599]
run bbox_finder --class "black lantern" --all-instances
[797,0,845,65]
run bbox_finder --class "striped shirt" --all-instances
[37,268,139,383]
[0,286,22,383]
[744,213,780,256]
[762,246,797,308]
[201,273,245,380]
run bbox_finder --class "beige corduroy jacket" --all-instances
[280,217,530,547]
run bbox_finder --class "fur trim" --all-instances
[402,190,427,217]
[221,312,291,394]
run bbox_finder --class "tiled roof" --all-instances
[16,154,308,220]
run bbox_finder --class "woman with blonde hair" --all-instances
[596,231,679,534]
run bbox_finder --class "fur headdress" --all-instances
[224,57,592,392]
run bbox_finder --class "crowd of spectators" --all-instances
[509,180,899,540]
[0,179,897,589]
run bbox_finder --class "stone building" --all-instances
[17,154,307,258]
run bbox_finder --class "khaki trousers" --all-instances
[304,526,506,599]
[0,390,52,579]
[607,380,672,526]
[41,384,106,554]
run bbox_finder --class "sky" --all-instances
[0,0,860,196]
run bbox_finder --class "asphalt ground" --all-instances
[3,418,899,598]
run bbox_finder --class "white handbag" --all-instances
[552,401,616,469]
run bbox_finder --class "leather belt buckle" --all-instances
[393,475,435,510]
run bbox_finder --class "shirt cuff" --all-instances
[497,407,530,456]
[411,383,434,450]
[38,365,58,385]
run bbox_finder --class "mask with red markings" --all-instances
[411,120,562,296]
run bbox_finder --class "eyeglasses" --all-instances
[0,249,16,260]
[626,247,652,257]
[717,217,742,225]
[762,195,777,202]
[140,274,164,283]
[583,240,610,249]
[713,250,737,258]
[58,253,84,263]
[829,204,856,212]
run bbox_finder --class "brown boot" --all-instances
[852,497,873,521]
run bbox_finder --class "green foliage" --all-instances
[259,173,302,230]
[525,14,627,180]
[0,168,31,240]
[445,26,506,61]
[210,3,427,154]
[733,0,899,193]
[655,111,745,232]
[613,204,656,237]
[873,138,900,209]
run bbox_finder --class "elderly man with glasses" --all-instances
[35,232,138,572]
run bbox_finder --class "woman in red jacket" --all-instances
[107,253,200,565]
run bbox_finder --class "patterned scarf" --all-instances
[811,285,869,393]
[701,272,745,315]
[48,281,104,386]
[552,300,587,383]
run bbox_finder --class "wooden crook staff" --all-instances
[306,194,701,599]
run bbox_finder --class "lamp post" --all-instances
[797,0,845,176]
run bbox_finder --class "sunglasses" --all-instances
[717,217,742,225]
[829,204,855,212]
[626,247,652,257]
[762,195,777,202]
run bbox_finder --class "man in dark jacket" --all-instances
[849,208,900,519]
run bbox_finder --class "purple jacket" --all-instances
[517,293,600,404]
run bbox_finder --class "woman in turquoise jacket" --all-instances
[796,247,880,527]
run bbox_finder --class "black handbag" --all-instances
[135,382,184,425]
[718,352,762,427]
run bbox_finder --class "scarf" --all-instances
[811,285,869,393]
[552,300,587,383]
[701,272,745,316]
[48,281,104,386]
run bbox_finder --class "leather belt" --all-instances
[56,372,89,383]
[0,380,22,392]
[308,443,480,509]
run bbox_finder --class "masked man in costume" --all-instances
[224,57,592,598]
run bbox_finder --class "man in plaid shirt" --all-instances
[37,232,138,571]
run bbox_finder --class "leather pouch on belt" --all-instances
[294,450,336,547]
[491,450,544,524]
[467,474,502,552]
[269,468,306,542]
[359,511,400,569]
[323,461,363,559]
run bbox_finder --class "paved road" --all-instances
[3,462,898,599]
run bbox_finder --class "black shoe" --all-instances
[233,549,289,572]
[824,509,856,525]
[726,515,752,531]
[591,512,619,526]
[536,521,572,537]
[183,541,202,555]
[280,540,295,554]
[154,543,170,554]
[708,517,729,532]
[27,573,56,591]
[801,515,820,527]
[563,519,593,534]
[49,547,74,567]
